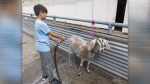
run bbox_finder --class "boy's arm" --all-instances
[48,32,65,41]
[48,34,60,44]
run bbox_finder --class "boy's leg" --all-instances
[41,51,59,82]
[47,51,59,81]
[39,52,47,78]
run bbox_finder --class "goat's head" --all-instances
[100,38,111,51]
[88,38,111,53]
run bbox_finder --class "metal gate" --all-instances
[22,14,128,80]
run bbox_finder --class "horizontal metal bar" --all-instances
[50,16,128,28]
[23,16,128,40]
[22,13,128,28]
[92,61,128,80]
[95,57,128,73]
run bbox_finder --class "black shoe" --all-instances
[50,78,61,84]
[42,74,48,81]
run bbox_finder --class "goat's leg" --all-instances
[71,47,78,63]
[68,48,72,67]
[77,59,85,76]
[73,52,78,63]
[86,61,91,74]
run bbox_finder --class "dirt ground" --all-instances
[22,33,128,84]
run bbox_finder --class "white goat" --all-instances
[67,35,111,76]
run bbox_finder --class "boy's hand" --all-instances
[55,40,61,45]
[61,36,65,41]
[57,41,61,45]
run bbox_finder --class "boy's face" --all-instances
[39,12,47,20]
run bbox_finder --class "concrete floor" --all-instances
[22,33,127,84]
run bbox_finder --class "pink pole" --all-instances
[91,19,95,39]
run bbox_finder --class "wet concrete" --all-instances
[22,33,128,84]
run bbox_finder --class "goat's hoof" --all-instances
[70,65,72,68]
[77,71,81,76]
[74,61,77,63]
[77,73,81,76]
[87,70,91,74]
[69,64,72,67]
[87,71,91,74]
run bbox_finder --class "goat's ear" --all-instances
[88,39,96,51]
[104,40,111,49]
[96,39,101,46]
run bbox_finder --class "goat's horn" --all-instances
[97,39,101,45]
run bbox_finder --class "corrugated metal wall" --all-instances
[23,15,128,80]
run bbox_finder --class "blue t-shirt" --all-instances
[35,19,51,52]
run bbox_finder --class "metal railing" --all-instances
[22,13,128,34]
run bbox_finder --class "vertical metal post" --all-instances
[53,16,56,25]
[108,24,112,34]
[53,16,56,21]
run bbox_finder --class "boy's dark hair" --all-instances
[33,4,48,16]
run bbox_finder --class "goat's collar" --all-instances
[91,49,96,54]
[90,38,103,54]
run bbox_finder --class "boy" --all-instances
[33,4,65,84]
